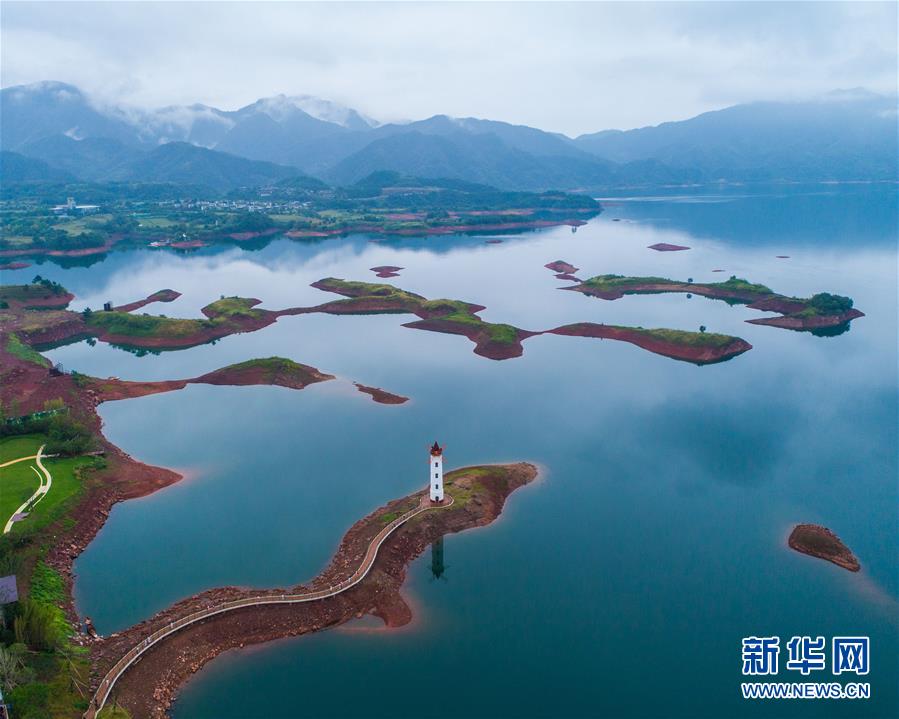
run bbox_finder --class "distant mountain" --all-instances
[3,81,895,191]
[0,150,75,183]
[107,142,306,191]
[19,135,143,180]
[0,81,139,150]
[575,90,898,182]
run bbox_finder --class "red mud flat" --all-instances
[0,261,31,270]
[370,265,404,278]
[545,260,579,274]
[776,255,791,259]
[402,318,536,360]
[711,269,725,272]
[648,242,690,252]
[354,382,409,404]
[555,273,581,282]
[746,308,864,331]
[88,463,537,718]
[546,323,752,365]
[114,289,182,313]
[485,239,504,244]
[788,524,860,572]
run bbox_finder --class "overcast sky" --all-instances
[2,1,896,136]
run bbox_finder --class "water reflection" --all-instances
[430,537,446,581]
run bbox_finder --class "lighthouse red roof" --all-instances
[430,441,443,456]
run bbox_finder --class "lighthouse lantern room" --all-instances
[429,441,444,502]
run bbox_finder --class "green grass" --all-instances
[621,326,738,348]
[0,434,100,537]
[86,311,209,338]
[0,434,44,463]
[712,276,773,295]
[0,458,42,526]
[582,274,674,291]
[581,274,774,297]
[0,283,67,302]
[84,296,262,339]
[6,332,51,367]
[202,296,263,318]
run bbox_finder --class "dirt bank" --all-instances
[788,524,860,572]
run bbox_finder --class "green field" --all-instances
[0,435,99,536]
[1,458,43,526]
[0,434,43,463]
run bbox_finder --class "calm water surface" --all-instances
[10,185,896,718]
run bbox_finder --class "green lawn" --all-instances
[0,434,44,463]
[0,436,99,536]
[6,332,51,367]
[1,458,42,526]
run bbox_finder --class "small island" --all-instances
[547,323,752,364]
[370,265,404,278]
[354,382,409,404]
[788,524,860,572]
[566,274,863,332]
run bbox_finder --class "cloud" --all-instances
[1,1,896,136]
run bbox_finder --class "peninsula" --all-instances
[87,463,537,718]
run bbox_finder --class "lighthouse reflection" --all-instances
[430,537,446,581]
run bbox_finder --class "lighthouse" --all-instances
[429,441,444,502]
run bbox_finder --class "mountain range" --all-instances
[2,81,895,193]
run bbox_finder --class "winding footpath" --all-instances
[3,445,50,534]
[85,493,454,718]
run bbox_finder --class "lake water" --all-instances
[11,184,896,717]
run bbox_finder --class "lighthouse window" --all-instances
[434,484,438,490]
[434,473,438,479]
[434,462,438,467]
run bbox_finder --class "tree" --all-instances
[699,325,706,333]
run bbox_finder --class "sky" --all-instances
[1,1,896,136]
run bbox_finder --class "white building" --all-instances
[429,441,444,502]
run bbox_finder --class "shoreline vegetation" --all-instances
[0,172,600,260]
[566,273,864,333]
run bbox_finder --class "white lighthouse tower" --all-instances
[429,441,444,503]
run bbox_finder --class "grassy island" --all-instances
[568,273,862,332]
